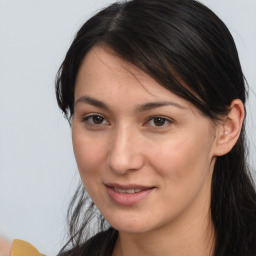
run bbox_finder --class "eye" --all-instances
[147,116,172,127]
[83,114,108,125]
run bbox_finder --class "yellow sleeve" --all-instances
[10,239,45,256]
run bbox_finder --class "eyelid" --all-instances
[80,113,173,128]
[82,113,109,126]
[145,115,174,127]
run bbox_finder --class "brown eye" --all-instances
[153,117,167,126]
[92,115,104,124]
[84,115,108,125]
[146,116,172,128]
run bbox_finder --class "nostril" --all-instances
[107,152,144,174]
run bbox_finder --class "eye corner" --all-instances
[81,113,110,128]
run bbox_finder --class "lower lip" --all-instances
[106,186,154,206]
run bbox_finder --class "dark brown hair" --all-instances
[56,0,256,255]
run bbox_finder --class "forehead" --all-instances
[75,46,187,104]
[75,46,152,91]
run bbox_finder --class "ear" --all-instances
[213,99,245,156]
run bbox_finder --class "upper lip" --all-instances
[105,183,155,190]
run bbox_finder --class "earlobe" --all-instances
[214,99,245,156]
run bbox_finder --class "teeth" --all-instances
[114,188,126,193]
[126,189,135,194]
[113,187,143,194]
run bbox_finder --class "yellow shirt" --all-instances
[10,239,45,256]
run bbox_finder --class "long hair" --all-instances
[56,0,256,255]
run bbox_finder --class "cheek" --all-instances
[147,134,214,219]
[72,133,107,206]
[72,128,105,180]
[149,132,213,188]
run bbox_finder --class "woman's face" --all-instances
[72,46,218,234]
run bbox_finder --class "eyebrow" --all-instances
[75,96,109,110]
[135,101,186,112]
[75,96,186,111]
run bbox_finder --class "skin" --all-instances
[72,46,243,256]
[0,237,11,256]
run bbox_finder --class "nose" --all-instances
[107,125,144,175]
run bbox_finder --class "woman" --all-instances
[55,0,256,255]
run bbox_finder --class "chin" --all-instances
[106,215,154,234]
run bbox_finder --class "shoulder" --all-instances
[10,239,45,256]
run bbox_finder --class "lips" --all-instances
[105,184,155,205]
[113,187,146,194]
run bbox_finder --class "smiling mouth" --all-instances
[113,187,146,194]
[105,184,155,205]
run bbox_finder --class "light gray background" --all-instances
[0,0,255,255]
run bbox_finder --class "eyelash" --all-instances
[81,114,173,128]
[146,116,173,128]
[82,114,109,126]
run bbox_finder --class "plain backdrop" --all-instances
[0,0,255,255]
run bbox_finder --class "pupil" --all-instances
[154,117,165,126]
[93,116,103,124]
